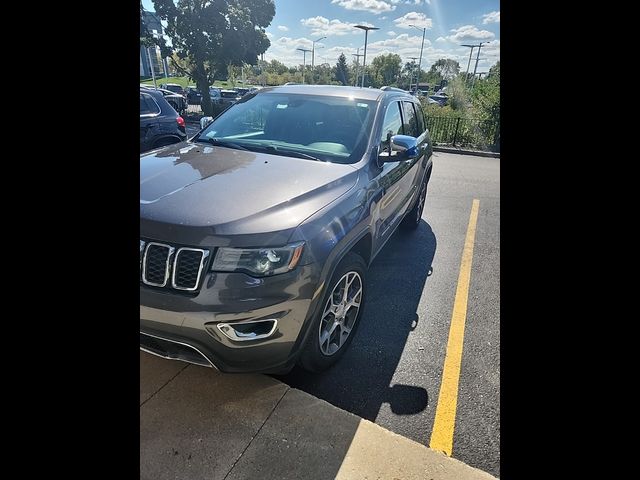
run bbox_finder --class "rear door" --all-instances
[395,101,426,215]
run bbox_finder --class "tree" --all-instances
[488,61,500,80]
[153,0,275,115]
[370,53,402,88]
[335,53,349,86]
[428,58,460,81]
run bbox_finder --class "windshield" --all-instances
[221,91,238,98]
[196,92,376,164]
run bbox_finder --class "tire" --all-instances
[299,252,367,372]
[401,171,429,230]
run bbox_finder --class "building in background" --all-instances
[140,10,169,78]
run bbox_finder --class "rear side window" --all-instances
[140,93,160,115]
[414,102,426,135]
[379,101,403,153]
[402,101,419,137]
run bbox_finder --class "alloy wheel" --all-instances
[319,271,363,356]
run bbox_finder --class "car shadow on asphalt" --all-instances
[276,219,436,421]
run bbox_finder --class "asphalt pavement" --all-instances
[277,152,501,477]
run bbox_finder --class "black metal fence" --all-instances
[426,116,500,152]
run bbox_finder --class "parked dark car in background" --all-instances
[159,83,186,96]
[429,91,449,106]
[139,88,187,153]
[219,89,241,109]
[140,85,433,374]
[141,86,187,115]
[186,86,203,105]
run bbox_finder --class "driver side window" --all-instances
[379,102,403,155]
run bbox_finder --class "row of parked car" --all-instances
[156,82,262,108]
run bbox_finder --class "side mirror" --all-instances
[379,134,419,163]
[200,116,214,129]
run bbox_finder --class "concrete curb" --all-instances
[140,352,498,480]
[433,146,500,158]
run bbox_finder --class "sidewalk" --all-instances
[140,352,497,480]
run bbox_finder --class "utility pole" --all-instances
[311,36,327,84]
[355,25,379,87]
[296,47,311,84]
[472,41,490,82]
[461,44,476,84]
[410,25,426,90]
[352,48,364,87]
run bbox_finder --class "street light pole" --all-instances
[147,46,157,89]
[410,25,426,90]
[408,56,419,92]
[352,48,364,87]
[296,47,311,84]
[311,36,327,84]
[354,25,379,87]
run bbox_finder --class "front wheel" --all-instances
[299,252,367,372]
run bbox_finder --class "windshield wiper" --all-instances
[195,137,249,151]
[261,145,322,162]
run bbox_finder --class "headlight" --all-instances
[212,242,304,276]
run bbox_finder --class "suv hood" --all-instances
[140,142,358,242]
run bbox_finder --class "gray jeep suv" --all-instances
[140,84,433,373]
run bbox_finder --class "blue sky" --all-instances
[142,0,499,72]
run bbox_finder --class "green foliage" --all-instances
[428,58,460,81]
[152,0,275,115]
[447,76,470,112]
[370,53,402,87]
[470,62,500,123]
[335,53,349,85]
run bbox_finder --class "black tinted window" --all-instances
[140,93,159,115]
[415,102,426,135]
[379,101,403,153]
[402,101,419,137]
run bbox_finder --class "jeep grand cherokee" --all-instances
[140,84,433,373]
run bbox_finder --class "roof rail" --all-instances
[380,86,407,93]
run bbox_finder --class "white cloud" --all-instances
[381,16,387,20]
[277,25,289,31]
[390,0,400,4]
[265,31,274,38]
[331,0,396,14]
[482,11,500,24]
[387,30,397,36]
[263,36,316,66]
[447,25,494,42]
[393,12,433,29]
[354,33,435,64]
[436,36,446,42]
[300,16,359,36]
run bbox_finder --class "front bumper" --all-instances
[140,264,322,373]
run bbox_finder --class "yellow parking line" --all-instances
[429,199,480,456]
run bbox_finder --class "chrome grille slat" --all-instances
[172,247,210,291]
[142,242,175,287]
[140,239,209,292]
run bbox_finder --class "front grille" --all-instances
[173,248,208,290]
[143,243,174,287]
[141,240,209,292]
